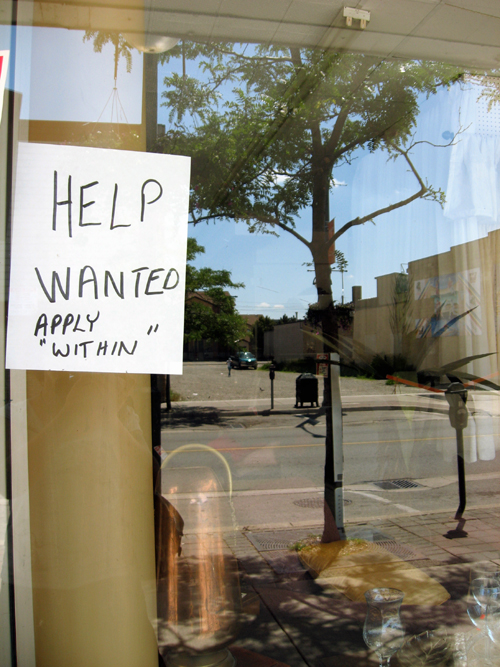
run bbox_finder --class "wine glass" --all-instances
[363,588,405,667]
[467,574,500,663]
[468,577,499,628]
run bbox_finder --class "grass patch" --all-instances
[289,536,366,552]
[289,534,321,551]
[170,389,183,402]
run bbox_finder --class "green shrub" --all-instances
[259,357,316,374]
[370,353,416,380]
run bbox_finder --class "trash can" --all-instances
[295,373,319,408]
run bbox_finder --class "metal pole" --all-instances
[269,362,276,410]
[330,352,345,536]
[455,429,466,519]
[445,383,468,520]
[165,374,172,412]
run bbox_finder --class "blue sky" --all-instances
[3,27,494,319]
[0,25,143,123]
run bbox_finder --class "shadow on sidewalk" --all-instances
[162,405,223,428]
[234,537,473,666]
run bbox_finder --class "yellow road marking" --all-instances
[164,432,500,453]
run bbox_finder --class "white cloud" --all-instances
[256,302,285,310]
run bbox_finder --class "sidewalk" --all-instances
[165,389,500,420]
[225,507,500,666]
[163,392,440,422]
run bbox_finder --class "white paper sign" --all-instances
[6,143,190,374]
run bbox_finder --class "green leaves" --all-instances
[184,237,246,345]
[83,31,133,74]
[161,73,221,124]
[184,302,247,345]
[158,43,461,247]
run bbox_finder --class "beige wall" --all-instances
[264,323,303,361]
[264,322,326,362]
[352,274,400,363]
[352,231,500,382]
[410,232,498,380]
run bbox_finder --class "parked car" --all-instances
[230,351,258,369]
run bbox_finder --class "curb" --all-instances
[161,402,453,419]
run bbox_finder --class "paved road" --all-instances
[160,407,500,529]
[161,362,500,529]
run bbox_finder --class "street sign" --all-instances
[316,352,328,376]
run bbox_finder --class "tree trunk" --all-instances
[311,166,341,542]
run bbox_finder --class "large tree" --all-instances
[184,237,247,348]
[157,43,462,539]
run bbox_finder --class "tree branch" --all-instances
[332,131,379,161]
[324,57,380,158]
[191,208,311,249]
[262,217,311,248]
[213,47,295,65]
[330,143,427,245]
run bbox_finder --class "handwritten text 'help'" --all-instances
[53,172,164,238]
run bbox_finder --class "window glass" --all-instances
[158,43,500,666]
[3,6,500,667]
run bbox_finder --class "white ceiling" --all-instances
[10,0,500,70]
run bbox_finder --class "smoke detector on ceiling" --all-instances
[343,7,371,29]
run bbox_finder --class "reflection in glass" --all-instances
[363,588,405,667]
[156,44,477,536]
[155,445,252,667]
